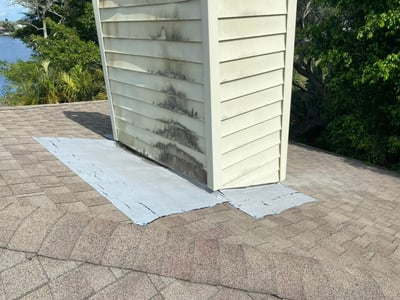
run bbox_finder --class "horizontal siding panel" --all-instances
[109,80,205,120]
[222,131,281,169]
[117,128,207,184]
[104,38,203,63]
[219,16,286,41]
[220,69,284,101]
[221,86,283,120]
[221,101,282,137]
[99,1,201,21]
[108,67,204,102]
[101,20,202,42]
[106,53,204,84]
[218,0,287,18]
[221,116,281,154]
[219,34,285,62]
[100,0,189,9]
[222,146,280,185]
[220,52,284,83]
[223,168,280,189]
[114,104,168,135]
[117,128,161,161]
[115,120,206,165]
[112,95,206,141]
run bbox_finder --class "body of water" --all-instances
[0,35,33,96]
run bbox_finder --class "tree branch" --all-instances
[293,81,313,94]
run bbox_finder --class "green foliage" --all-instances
[291,0,330,139]
[318,114,384,164]
[29,19,101,71]
[292,0,400,171]
[0,11,105,105]
[58,65,106,103]
[0,60,43,105]
[64,0,98,42]
[15,0,97,43]
[0,60,60,105]
[0,59,106,105]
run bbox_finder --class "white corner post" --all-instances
[92,0,118,141]
[280,0,298,181]
[201,0,222,190]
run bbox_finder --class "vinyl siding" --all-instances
[217,0,287,188]
[96,0,207,183]
[217,0,287,18]
[95,0,297,190]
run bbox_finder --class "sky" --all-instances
[0,0,28,21]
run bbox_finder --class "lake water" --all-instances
[0,35,33,96]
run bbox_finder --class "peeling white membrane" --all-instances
[220,184,317,218]
[35,137,318,225]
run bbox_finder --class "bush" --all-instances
[0,59,106,105]
[0,19,105,105]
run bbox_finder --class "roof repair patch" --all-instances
[220,184,318,218]
[35,137,318,225]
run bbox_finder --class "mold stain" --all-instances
[165,28,184,42]
[154,120,202,153]
[159,85,199,118]
[151,26,184,42]
[157,59,195,82]
[146,45,195,83]
[147,64,194,82]
[172,6,179,19]
[155,142,207,184]
[153,69,188,81]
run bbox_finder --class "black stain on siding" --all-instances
[172,6,180,19]
[159,85,199,118]
[155,142,207,184]
[158,95,198,118]
[149,68,189,82]
[147,58,195,83]
[154,120,202,153]
[151,26,184,42]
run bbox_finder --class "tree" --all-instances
[63,0,97,42]
[11,0,65,38]
[292,0,400,170]
[29,18,101,70]
[0,18,105,105]
[291,0,331,138]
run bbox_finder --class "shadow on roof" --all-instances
[63,111,113,139]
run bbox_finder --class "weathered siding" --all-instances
[94,0,297,190]
[96,0,207,183]
[218,1,288,188]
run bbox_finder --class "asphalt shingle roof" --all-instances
[0,101,399,299]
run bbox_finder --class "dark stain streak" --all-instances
[148,68,191,82]
[147,60,195,83]
[159,95,198,118]
[169,31,183,41]
[155,142,207,184]
[162,85,186,100]
[173,6,179,19]
[151,26,184,42]
[159,85,199,118]
[154,120,202,153]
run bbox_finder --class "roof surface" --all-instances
[0,101,399,299]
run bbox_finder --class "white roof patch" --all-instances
[35,137,317,225]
